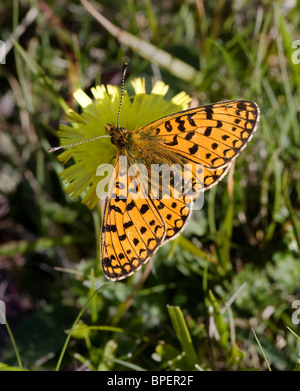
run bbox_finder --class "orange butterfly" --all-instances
[101,99,259,280]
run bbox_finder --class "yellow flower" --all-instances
[55,78,191,209]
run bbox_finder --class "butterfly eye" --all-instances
[119,127,126,133]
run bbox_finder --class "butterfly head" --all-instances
[106,123,131,149]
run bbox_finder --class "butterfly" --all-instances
[101,99,260,280]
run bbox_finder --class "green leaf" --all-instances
[252,328,272,371]
[0,363,26,371]
[167,305,198,368]
[97,340,118,371]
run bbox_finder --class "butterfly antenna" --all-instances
[48,135,111,153]
[117,62,128,130]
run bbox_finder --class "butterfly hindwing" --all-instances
[101,156,166,280]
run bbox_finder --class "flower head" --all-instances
[55,78,191,209]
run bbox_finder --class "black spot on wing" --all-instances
[205,105,213,120]
[140,204,149,214]
[237,102,247,111]
[187,113,196,127]
[189,144,199,154]
[204,127,212,137]
[110,205,122,214]
[175,116,186,132]
[185,132,195,141]
[126,200,135,211]
[124,221,134,229]
[165,121,172,132]
[165,135,178,146]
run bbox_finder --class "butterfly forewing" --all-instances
[143,100,259,169]
[203,165,232,191]
[152,196,192,242]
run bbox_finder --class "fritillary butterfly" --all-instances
[101,97,260,280]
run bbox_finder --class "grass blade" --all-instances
[252,328,272,371]
[167,305,198,368]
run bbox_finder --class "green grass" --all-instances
[1,0,300,371]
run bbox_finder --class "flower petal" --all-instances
[74,89,93,108]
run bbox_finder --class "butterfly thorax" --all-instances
[106,123,159,163]
[107,123,185,164]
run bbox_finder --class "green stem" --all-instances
[4,317,23,370]
[55,283,111,371]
